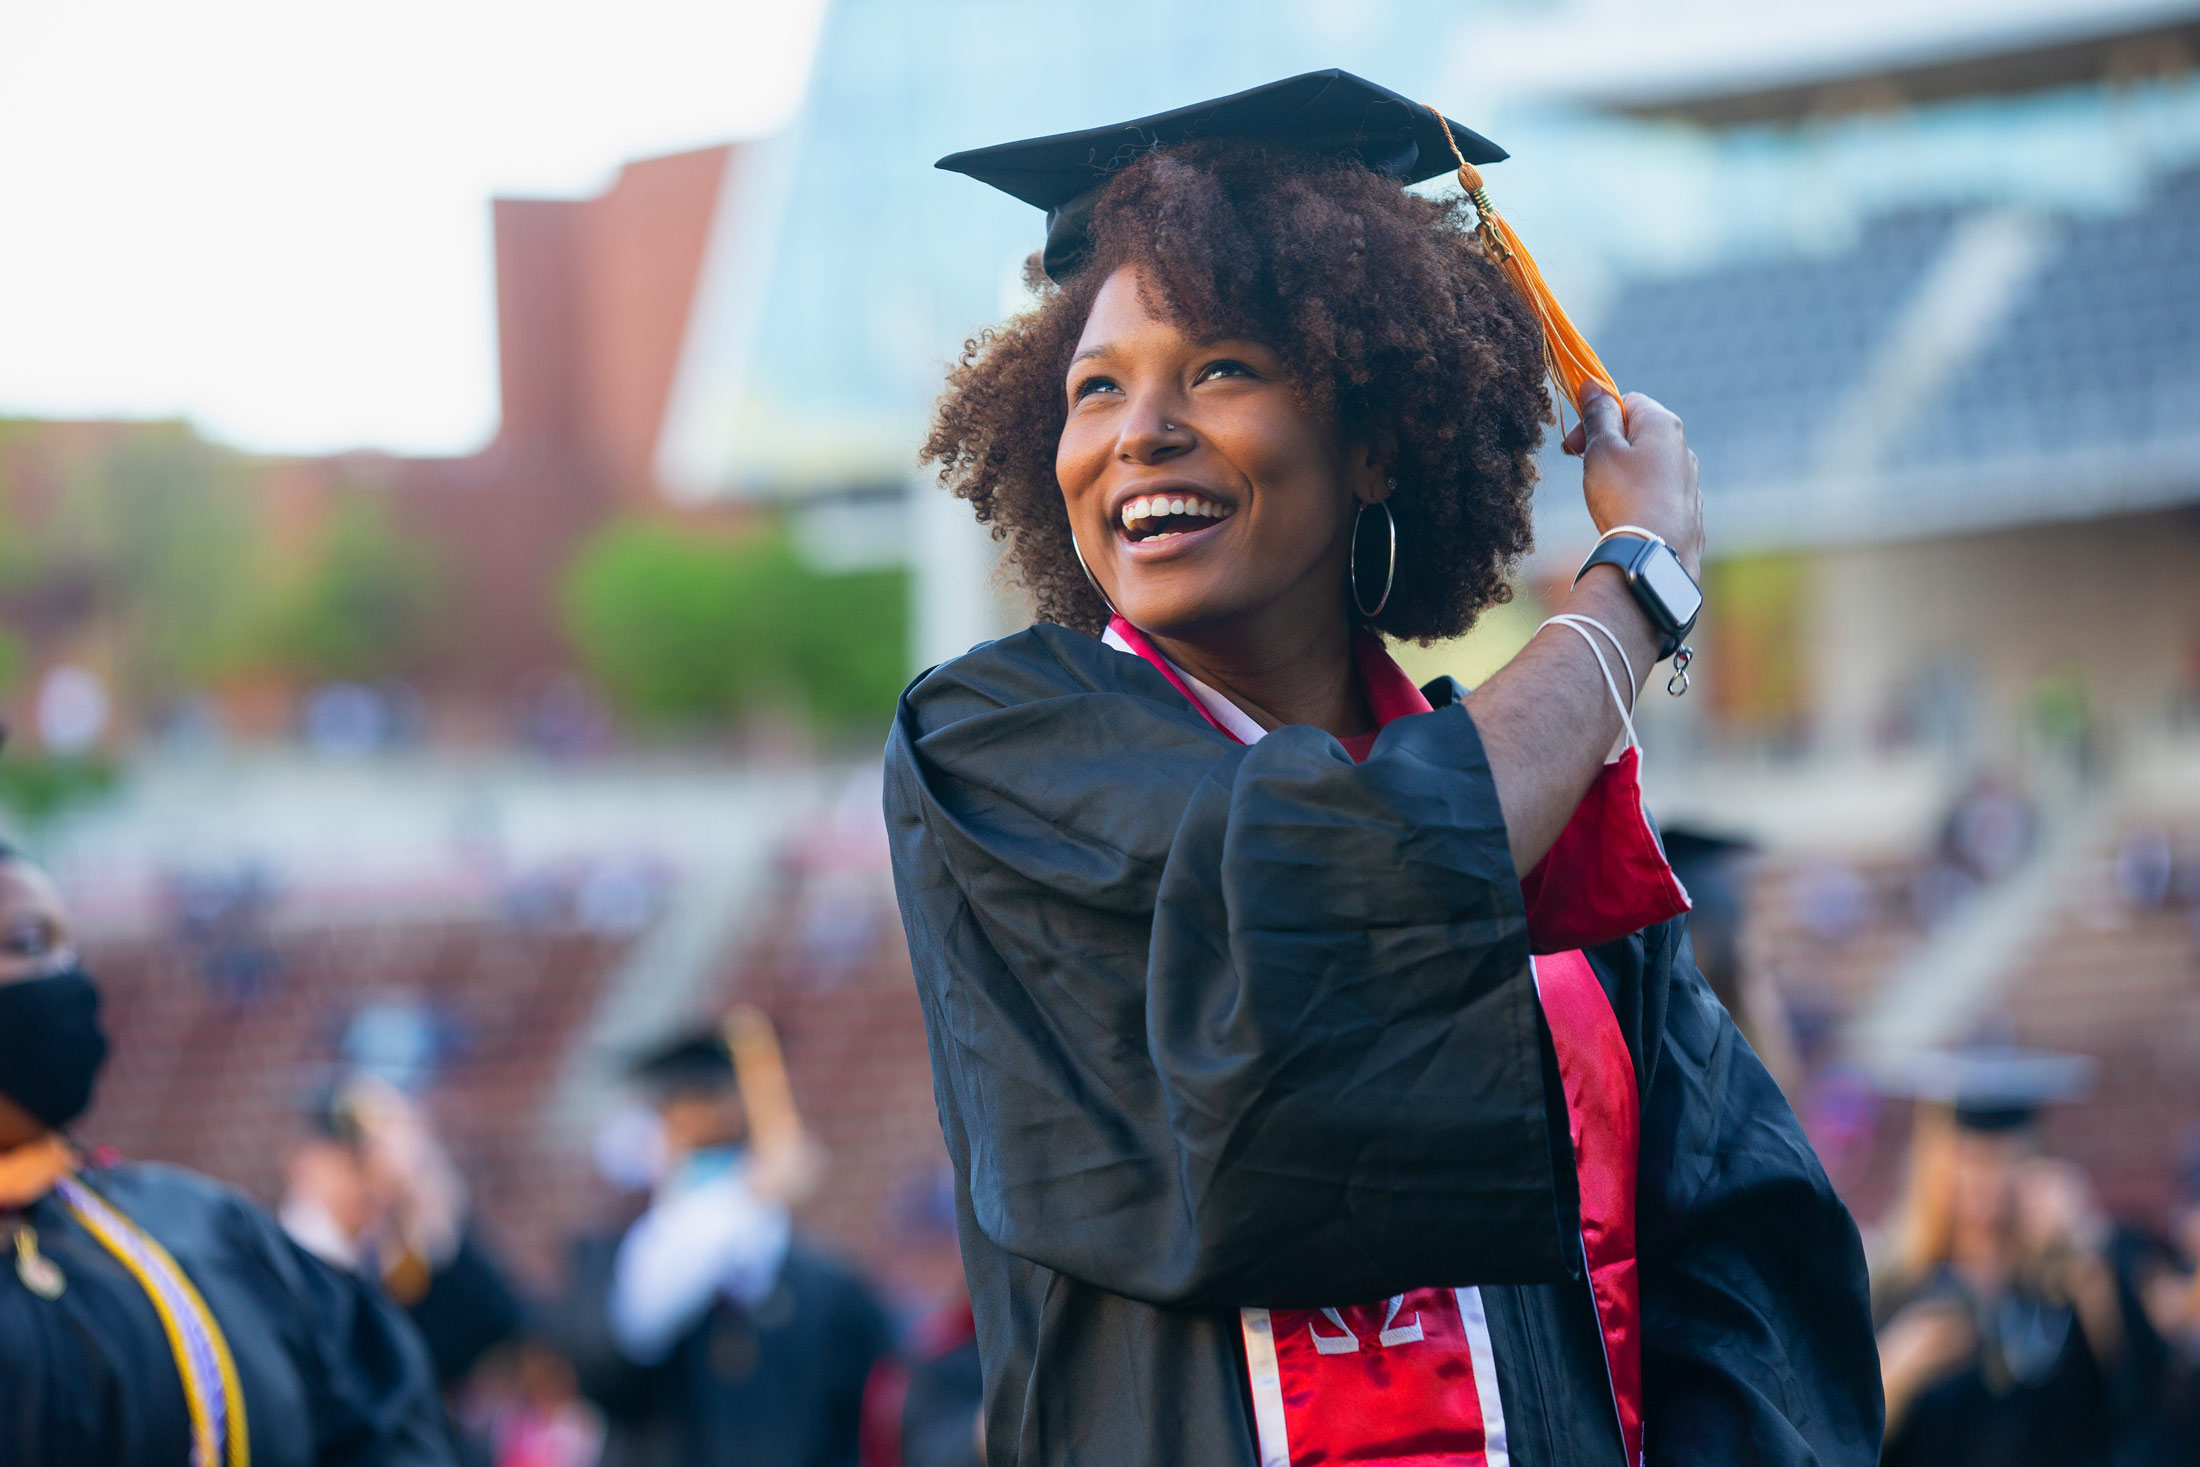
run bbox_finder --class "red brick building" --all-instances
[384,142,744,705]
[0,143,747,744]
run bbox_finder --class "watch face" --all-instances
[1637,545,1703,628]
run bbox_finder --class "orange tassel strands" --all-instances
[1426,104,1620,419]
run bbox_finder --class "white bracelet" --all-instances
[1594,524,1666,550]
[1544,613,1636,701]
[1538,613,1639,752]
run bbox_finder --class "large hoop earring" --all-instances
[1350,498,1397,619]
[1072,533,1119,617]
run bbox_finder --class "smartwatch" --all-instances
[1573,530,1702,661]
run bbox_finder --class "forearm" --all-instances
[1466,566,1661,874]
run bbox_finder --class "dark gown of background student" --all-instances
[0,1159,455,1466]
[559,1234,891,1467]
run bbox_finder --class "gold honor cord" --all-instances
[56,1176,251,1467]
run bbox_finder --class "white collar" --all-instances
[1102,625,1269,745]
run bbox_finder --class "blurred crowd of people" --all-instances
[0,835,981,1467]
[1871,1052,2200,1466]
[267,1004,991,1467]
[14,777,2200,1464]
[1673,801,2200,1465]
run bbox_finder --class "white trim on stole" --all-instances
[1238,1291,1510,1467]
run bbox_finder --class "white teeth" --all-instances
[1120,494,1236,535]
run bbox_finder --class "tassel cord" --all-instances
[1423,104,1621,419]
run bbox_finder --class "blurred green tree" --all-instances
[0,420,267,702]
[0,620,21,700]
[563,519,909,736]
[265,492,445,682]
[0,754,117,827]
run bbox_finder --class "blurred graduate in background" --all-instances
[558,1007,890,1467]
[1874,1046,2183,1466]
[1661,828,1803,1098]
[280,1074,528,1394]
[861,1290,983,1467]
[0,834,456,1465]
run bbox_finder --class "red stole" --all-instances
[1105,616,1671,1466]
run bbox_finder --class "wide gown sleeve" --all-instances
[1629,921,1885,1465]
[887,627,1570,1311]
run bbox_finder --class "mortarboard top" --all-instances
[1896,1045,2095,1133]
[1659,828,1755,871]
[304,1082,369,1147]
[936,69,1507,282]
[627,1027,737,1096]
[1658,827,1755,929]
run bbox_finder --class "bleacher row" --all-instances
[1755,818,2200,1230]
[1595,207,1960,492]
[1587,165,2200,497]
[82,921,632,1287]
[77,830,958,1307]
[76,791,2200,1298]
[1904,168,2200,473]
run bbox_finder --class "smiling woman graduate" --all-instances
[887,71,1882,1467]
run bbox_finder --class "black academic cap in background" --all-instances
[936,69,1507,280]
[1660,828,1756,873]
[628,1027,737,1096]
[1659,827,1756,926]
[304,1082,369,1147]
[1896,1045,2095,1133]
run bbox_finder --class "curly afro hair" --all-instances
[922,140,1554,644]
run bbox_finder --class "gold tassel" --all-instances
[1426,105,1620,418]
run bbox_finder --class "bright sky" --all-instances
[0,0,826,456]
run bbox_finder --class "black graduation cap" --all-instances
[1660,827,1754,870]
[936,69,1507,281]
[1660,827,1754,902]
[1663,826,1751,954]
[627,1026,737,1097]
[1899,1045,2095,1133]
[304,1081,369,1147]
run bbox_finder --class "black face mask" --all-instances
[0,968,109,1131]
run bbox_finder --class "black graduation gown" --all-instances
[560,1237,892,1467]
[883,623,1884,1467]
[405,1229,528,1388]
[1878,1254,2186,1467]
[901,1335,984,1467]
[0,1160,455,1466]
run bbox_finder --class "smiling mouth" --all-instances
[1117,492,1237,543]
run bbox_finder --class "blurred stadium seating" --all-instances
[1595,208,1964,493]
[75,779,960,1306]
[1898,167,2200,471]
[83,920,632,1284]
